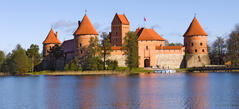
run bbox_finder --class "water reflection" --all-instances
[0,73,239,109]
[184,73,210,109]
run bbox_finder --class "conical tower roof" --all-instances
[183,17,208,37]
[43,28,61,44]
[74,14,98,35]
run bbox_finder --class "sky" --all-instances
[0,0,238,53]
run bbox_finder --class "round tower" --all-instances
[73,14,99,57]
[42,28,61,57]
[184,17,210,67]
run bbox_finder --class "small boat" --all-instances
[154,69,176,74]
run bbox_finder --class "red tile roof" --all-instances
[136,28,165,41]
[156,46,183,50]
[112,46,122,50]
[116,13,130,25]
[74,14,98,35]
[184,17,208,37]
[43,28,61,44]
[61,39,74,53]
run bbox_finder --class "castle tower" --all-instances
[73,14,99,57]
[110,13,130,46]
[184,17,210,67]
[42,28,61,57]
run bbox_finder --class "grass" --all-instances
[25,67,154,76]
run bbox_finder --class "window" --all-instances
[192,43,194,46]
[81,50,83,54]
[146,46,148,50]
[195,49,197,52]
[202,49,205,52]
[80,43,82,47]
[200,42,203,46]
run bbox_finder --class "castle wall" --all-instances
[156,53,185,69]
[186,54,210,68]
[108,50,126,67]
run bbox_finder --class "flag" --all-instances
[144,17,146,22]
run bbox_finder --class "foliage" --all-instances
[227,25,239,66]
[26,44,41,72]
[106,60,118,70]
[10,44,29,75]
[0,51,5,71]
[165,40,183,46]
[209,36,226,65]
[100,32,112,70]
[122,31,139,71]
[64,59,82,71]
[48,44,63,70]
[83,36,103,70]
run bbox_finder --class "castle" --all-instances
[42,13,210,69]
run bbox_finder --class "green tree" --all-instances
[123,31,139,71]
[85,36,102,70]
[210,36,226,65]
[48,44,63,70]
[64,58,82,71]
[227,25,239,66]
[11,44,29,75]
[26,44,41,72]
[106,60,118,70]
[0,51,5,71]
[1,53,13,73]
[100,32,112,70]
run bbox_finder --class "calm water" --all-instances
[0,73,239,109]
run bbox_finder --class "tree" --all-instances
[48,44,63,70]
[210,36,226,65]
[85,36,102,70]
[106,60,118,70]
[26,44,41,72]
[227,25,239,66]
[11,44,29,75]
[100,32,112,70]
[123,31,139,71]
[1,53,13,73]
[0,51,5,71]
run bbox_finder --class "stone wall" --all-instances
[107,55,127,67]
[156,54,185,69]
[186,54,210,68]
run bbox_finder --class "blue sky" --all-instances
[0,0,238,53]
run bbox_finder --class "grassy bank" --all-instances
[25,67,154,76]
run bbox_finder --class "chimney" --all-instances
[78,20,81,26]
[55,32,58,38]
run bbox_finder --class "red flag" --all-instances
[144,17,146,22]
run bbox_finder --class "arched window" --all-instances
[81,50,83,54]
[146,46,148,50]
[80,43,82,47]
[195,49,197,52]
[202,49,205,52]
[191,43,194,46]
[200,42,203,46]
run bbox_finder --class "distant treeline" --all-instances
[208,25,239,66]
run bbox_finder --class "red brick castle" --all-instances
[43,13,210,69]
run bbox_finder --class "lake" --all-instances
[0,72,239,109]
